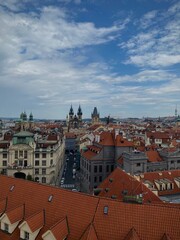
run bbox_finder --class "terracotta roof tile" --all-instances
[141,170,180,196]
[26,210,44,232]
[124,227,141,240]
[0,198,7,214]
[98,168,161,204]
[93,199,180,240]
[50,217,69,240]
[99,132,114,146]
[161,233,172,240]
[80,223,98,240]
[0,175,179,240]
[82,149,97,160]
[115,135,134,147]
[6,204,24,224]
[146,150,162,162]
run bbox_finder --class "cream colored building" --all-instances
[0,131,65,185]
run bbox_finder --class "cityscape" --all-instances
[0,105,180,239]
[0,0,180,240]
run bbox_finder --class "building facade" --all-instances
[0,131,65,185]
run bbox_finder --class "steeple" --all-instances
[69,105,74,116]
[77,105,82,115]
[29,112,33,122]
[175,105,177,118]
[77,105,82,122]
[91,107,100,125]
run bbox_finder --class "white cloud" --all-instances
[120,1,180,68]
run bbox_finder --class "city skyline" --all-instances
[0,0,180,119]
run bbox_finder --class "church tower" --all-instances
[91,107,100,125]
[69,105,74,121]
[77,105,83,122]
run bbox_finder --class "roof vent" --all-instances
[103,206,108,215]
[48,195,53,202]
[109,178,113,183]
[111,195,117,199]
[10,185,15,192]
[105,188,109,192]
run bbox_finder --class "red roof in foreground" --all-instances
[0,175,179,240]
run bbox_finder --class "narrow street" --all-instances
[59,152,80,191]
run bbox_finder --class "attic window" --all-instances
[111,195,117,199]
[4,223,9,233]
[109,178,113,183]
[10,185,15,191]
[103,206,108,215]
[48,195,53,202]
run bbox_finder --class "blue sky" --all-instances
[0,0,180,119]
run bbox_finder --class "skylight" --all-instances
[103,206,108,215]
[48,195,53,202]
[9,185,15,191]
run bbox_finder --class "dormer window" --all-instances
[4,223,9,233]
[24,231,29,240]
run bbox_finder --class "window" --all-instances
[35,177,39,182]
[19,151,23,157]
[42,153,46,158]
[3,161,7,166]
[24,151,27,159]
[99,165,102,172]
[35,168,39,174]
[94,166,97,173]
[4,223,9,232]
[106,165,109,172]
[2,169,7,175]
[42,160,46,166]
[99,176,102,182]
[19,160,23,166]
[35,160,39,166]
[42,169,46,175]
[50,152,53,157]
[171,160,174,164]
[42,177,46,183]
[24,160,27,167]
[24,231,29,240]
[35,153,39,158]
[111,165,114,172]
[50,159,53,165]
[136,163,141,167]
[94,176,97,182]
[178,160,180,163]
[15,151,18,159]
[3,153,7,158]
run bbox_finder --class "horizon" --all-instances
[0,0,180,119]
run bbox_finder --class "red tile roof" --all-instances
[99,132,114,146]
[124,227,141,240]
[0,198,6,214]
[0,175,179,240]
[140,170,180,196]
[115,135,134,147]
[98,168,161,204]
[50,217,69,240]
[146,149,162,162]
[6,205,24,224]
[25,210,44,232]
[80,223,98,240]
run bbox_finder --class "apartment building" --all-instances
[0,130,65,185]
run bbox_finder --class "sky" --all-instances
[0,0,180,120]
